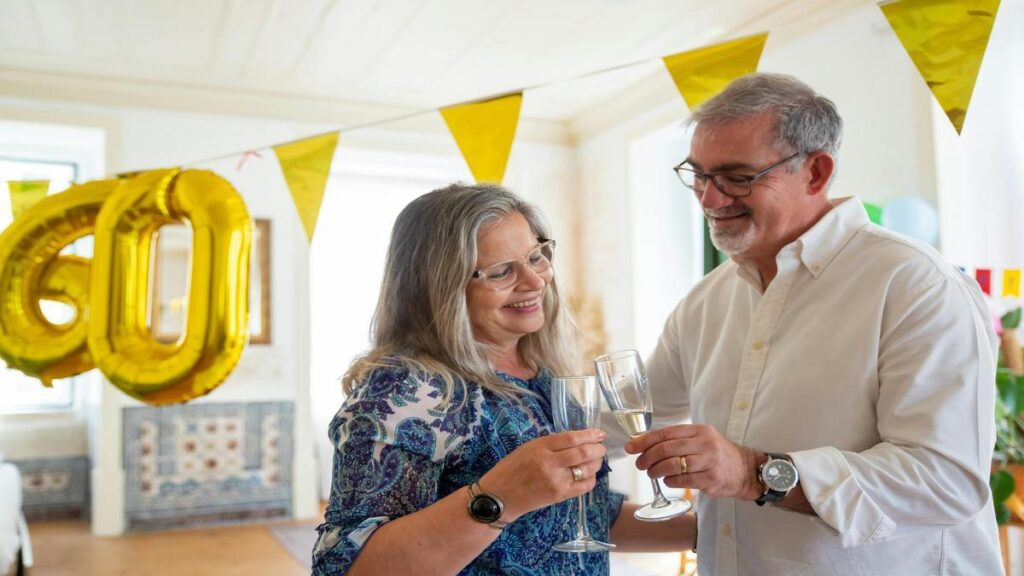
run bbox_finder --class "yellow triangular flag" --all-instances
[880,0,1000,134]
[662,33,769,110]
[441,93,523,184]
[273,133,339,242]
[1004,269,1021,298]
[7,180,50,219]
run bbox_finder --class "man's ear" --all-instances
[805,152,835,196]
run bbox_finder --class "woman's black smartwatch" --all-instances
[467,481,509,529]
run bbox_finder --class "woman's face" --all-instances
[466,211,551,350]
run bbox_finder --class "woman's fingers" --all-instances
[542,428,606,450]
[567,458,604,483]
[553,441,606,467]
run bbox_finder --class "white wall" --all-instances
[934,0,1024,275]
[761,7,938,206]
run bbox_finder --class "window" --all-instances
[0,120,105,413]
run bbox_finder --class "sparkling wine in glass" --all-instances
[595,350,692,522]
[550,375,615,553]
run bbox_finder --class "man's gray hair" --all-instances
[689,73,843,162]
[343,183,579,401]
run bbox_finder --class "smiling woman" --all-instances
[313,183,622,575]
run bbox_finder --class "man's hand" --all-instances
[625,424,765,500]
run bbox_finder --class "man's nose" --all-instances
[699,180,737,211]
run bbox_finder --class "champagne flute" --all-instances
[595,350,691,521]
[550,376,615,553]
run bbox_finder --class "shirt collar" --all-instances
[732,196,869,287]
[793,196,869,278]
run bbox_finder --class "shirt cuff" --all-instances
[789,447,897,548]
[312,515,391,571]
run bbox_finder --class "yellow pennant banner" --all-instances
[1004,269,1021,298]
[662,33,769,110]
[880,0,1000,134]
[7,180,50,219]
[273,133,339,242]
[441,93,523,184]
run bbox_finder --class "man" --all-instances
[626,73,1002,574]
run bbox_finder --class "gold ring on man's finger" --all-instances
[679,455,688,475]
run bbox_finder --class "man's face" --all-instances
[688,113,815,261]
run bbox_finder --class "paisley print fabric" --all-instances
[312,365,624,575]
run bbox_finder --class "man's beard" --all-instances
[706,207,755,254]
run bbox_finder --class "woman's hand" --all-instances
[479,428,607,521]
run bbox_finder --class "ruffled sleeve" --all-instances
[311,366,473,574]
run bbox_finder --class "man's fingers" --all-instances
[646,452,707,479]
[624,424,699,454]
[634,438,702,470]
[664,470,711,490]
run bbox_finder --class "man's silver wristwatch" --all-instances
[755,453,799,506]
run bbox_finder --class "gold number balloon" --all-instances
[88,168,251,404]
[0,179,122,384]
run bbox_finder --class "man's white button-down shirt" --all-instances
[647,197,1002,575]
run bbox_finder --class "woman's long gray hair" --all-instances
[343,183,580,400]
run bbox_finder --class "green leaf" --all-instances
[995,502,1011,525]
[997,370,1018,411]
[1003,308,1022,330]
[991,470,1015,502]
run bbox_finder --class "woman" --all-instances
[312,183,695,575]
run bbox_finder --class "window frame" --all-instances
[0,119,106,415]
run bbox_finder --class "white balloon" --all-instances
[881,196,939,246]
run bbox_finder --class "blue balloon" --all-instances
[881,196,939,245]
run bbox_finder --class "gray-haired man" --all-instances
[627,73,1001,574]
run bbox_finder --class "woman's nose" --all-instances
[517,264,547,290]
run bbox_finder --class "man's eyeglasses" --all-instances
[673,152,803,198]
[471,239,555,291]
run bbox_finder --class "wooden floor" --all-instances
[26,519,311,576]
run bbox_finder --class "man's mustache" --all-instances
[705,207,752,219]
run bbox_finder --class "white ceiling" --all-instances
[0,0,878,123]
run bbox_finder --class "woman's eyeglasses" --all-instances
[471,240,555,291]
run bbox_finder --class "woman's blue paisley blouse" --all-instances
[312,365,624,575]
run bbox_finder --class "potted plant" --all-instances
[992,308,1024,524]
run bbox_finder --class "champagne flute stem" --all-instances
[575,494,591,539]
[649,478,672,507]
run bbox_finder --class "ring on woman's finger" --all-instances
[570,465,584,482]
[678,455,688,475]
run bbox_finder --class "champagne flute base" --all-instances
[634,498,691,522]
[552,537,616,553]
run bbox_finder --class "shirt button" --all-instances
[736,400,749,411]
[721,524,733,537]
[752,341,765,350]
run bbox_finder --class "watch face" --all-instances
[470,495,503,523]
[762,459,798,492]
